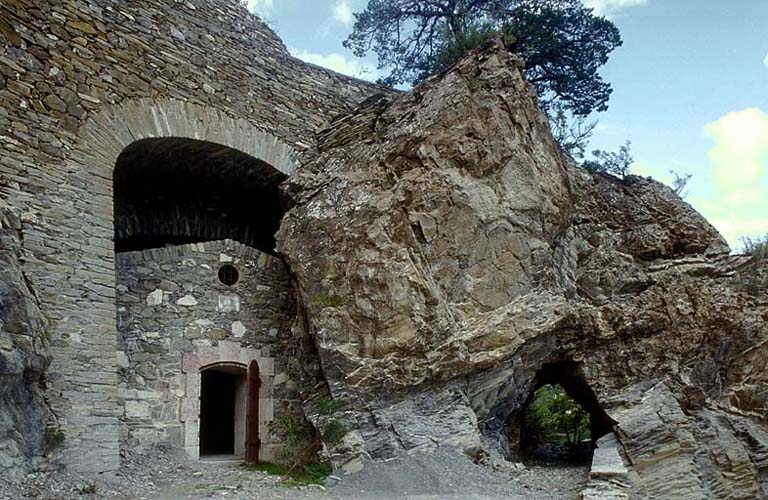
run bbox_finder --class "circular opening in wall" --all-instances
[218,264,239,286]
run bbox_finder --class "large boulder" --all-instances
[277,40,768,497]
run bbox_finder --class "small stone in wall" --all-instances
[220,253,234,263]
[170,26,185,41]
[273,372,287,386]
[160,279,180,292]
[231,321,247,337]
[116,351,129,368]
[217,295,240,312]
[146,288,164,306]
[177,295,198,306]
[125,400,150,419]
[207,329,229,341]
[184,326,203,340]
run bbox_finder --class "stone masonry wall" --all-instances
[0,0,383,474]
[116,239,298,462]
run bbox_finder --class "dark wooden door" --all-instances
[245,360,260,463]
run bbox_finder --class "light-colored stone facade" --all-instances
[0,0,382,474]
[116,240,296,462]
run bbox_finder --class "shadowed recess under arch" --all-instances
[114,137,288,254]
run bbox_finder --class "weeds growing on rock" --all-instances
[312,293,345,308]
[322,419,348,446]
[318,396,341,415]
[266,415,332,486]
[44,427,65,451]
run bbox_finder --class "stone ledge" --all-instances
[589,433,629,479]
[115,239,276,266]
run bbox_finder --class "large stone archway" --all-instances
[47,99,299,474]
[75,99,299,180]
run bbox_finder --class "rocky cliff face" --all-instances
[278,41,768,498]
[0,202,51,480]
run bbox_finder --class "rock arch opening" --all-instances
[513,361,616,464]
[113,137,288,253]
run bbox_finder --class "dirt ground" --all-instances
[0,447,589,500]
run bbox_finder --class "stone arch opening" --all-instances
[113,137,288,253]
[47,99,299,473]
[511,361,616,464]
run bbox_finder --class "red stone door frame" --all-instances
[246,359,261,463]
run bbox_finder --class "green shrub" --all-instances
[266,414,331,486]
[741,234,768,260]
[244,460,331,487]
[583,141,633,178]
[244,461,291,476]
[312,293,345,308]
[44,427,65,451]
[524,384,590,450]
[272,415,309,448]
[317,396,341,415]
[321,419,348,446]
[282,462,333,487]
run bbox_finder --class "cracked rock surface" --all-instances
[0,203,51,480]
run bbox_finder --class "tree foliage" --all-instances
[549,102,596,159]
[583,140,633,178]
[524,384,590,449]
[669,170,692,198]
[344,0,622,117]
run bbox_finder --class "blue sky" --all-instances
[246,0,768,249]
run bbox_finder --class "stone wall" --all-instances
[115,239,298,462]
[0,0,383,474]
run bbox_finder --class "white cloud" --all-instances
[289,47,378,81]
[763,51,768,68]
[332,0,355,28]
[697,108,768,248]
[245,0,273,17]
[584,0,648,16]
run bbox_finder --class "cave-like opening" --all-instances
[515,361,616,464]
[113,137,288,253]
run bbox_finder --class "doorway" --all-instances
[198,362,260,461]
[200,366,245,457]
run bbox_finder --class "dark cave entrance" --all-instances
[199,366,246,457]
[112,137,288,253]
[514,361,616,464]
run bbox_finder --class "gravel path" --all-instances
[0,447,588,500]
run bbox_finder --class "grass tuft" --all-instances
[243,460,332,487]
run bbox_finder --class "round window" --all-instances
[218,264,239,286]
